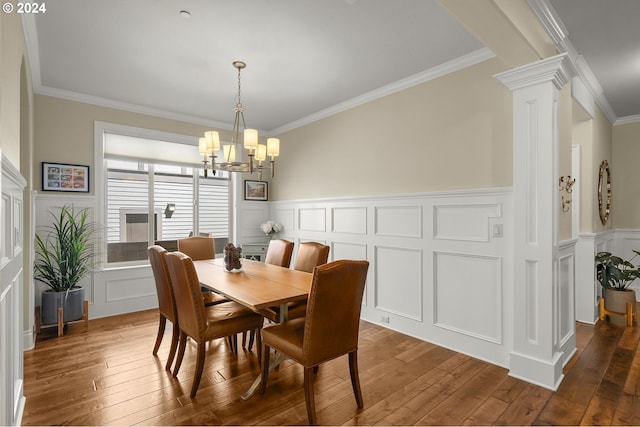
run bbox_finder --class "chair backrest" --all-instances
[165,251,207,340]
[264,239,295,267]
[177,236,215,261]
[303,260,369,365]
[293,242,330,273]
[148,245,177,323]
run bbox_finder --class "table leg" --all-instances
[241,303,288,400]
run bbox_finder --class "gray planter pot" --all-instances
[603,288,637,326]
[41,287,85,324]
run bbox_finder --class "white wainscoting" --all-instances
[574,230,614,323]
[558,239,577,366]
[266,188,515,368]
[614,229,640,296]
[2,156,27,426]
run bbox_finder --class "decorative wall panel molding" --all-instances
[105,274,155,302]
[375,205,422,238]
[333,241,368,305]
[273,207,295,233]
[239,205,270,240]
[526,260,539,343]
[433,203,501,242]
[557,242,575,348]
[332,207,367,235]
[1,155,26,426]
[332,241,367,262]
[298,208,326,232]
[1,192,10,269]
[12,197,23,256]
[433,251,502,343]
[374,245,422,321]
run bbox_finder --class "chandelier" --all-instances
[199,61,280,179]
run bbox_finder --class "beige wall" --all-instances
[573,105,613,234]
[0,11,31,166]
[1,10,37,342]
[34,95,240,194]
[573,108,593,234]
[272,58,512,201]
[558,85,573,241]
[612,121,640,228]
[591,108,614,232]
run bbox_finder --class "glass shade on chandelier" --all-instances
[199,61,280,179]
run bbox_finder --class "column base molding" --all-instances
[508,350,564,391]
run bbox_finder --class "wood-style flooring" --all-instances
[22,309,640,425]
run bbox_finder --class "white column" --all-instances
[495,53,572,390]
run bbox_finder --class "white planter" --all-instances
[603,288,637,326]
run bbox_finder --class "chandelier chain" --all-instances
[235,66,243,112]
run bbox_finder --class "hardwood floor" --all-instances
[22,309,640,426]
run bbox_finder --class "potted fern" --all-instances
[595,251,640,323]
[34,205,97,324]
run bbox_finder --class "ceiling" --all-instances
[24,0,640,135]
[546,0,640,121]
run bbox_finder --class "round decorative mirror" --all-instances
[598,160,611,225]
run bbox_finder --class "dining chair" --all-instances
[258,241,330,324]
[279,241,330,321]
[244,239,295,346]
[293,241,330,273]
[148,245,180,371]
[177,236,215,260]
[179,236,258,353]
[264,239,294,267]
[165,251,265,398]
[259,260,369,425]
[148,245,234,371]
[177,236,229,306]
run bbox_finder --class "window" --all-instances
[97,125,230,265]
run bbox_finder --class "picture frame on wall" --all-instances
[42,162,90,193]
[244,180,268,201]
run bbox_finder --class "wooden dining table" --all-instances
[192,257,313,399]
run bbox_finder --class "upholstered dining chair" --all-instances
[293,241,330,273]
[277,241,330,321]
[258,241,330,324]
[264,239,294,267]
[177,236,229,307]
[259,260,369,425]
[177,236,215,260]
[178,236,245,351]
[245,239,295,346]
[148,245,180,371]
[148,245,234,371]
[165,251,265,398]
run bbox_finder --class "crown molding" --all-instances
[270,48,496,135]
[494,53,571,92]
[21,14,41,88]
[35,85,236,131]
[527,0,618,125]
[615,114,640,126]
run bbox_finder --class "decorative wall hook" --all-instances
[559,176,576,212]
[559,175,576,193]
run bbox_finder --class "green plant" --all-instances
[595,251,640,291]
[34,205,97,292]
